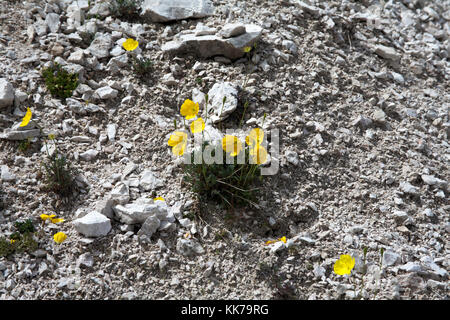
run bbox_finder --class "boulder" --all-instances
[141,0,214,22]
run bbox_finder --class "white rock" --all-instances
[88,33,113,59]
[383,250,401,266]
[141,0,214,22]
[285,150,299,166]
[73,211,112,238]
[139,170,163,191]
[95,86,118,100]
[206,82,238,123]
[176,238,205,256]
[79,149,98,161]
[0,78,15,108]
[137,216,161,237]
[107,123,117,142]
[219,23,246,38]
[113,200,168,224]
[109,182,130,204]
[1,165,15,182]
[374,45,401,62]
[399,262,422,273]
[45,13,60,33]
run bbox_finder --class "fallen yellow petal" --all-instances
[20,107,32,127]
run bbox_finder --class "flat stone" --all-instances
[79,149,98,161]
[176,238,205,256]
[374,45,401,62]
[73,211,112,238]
[399,262,422,273]
[162,24,263,60]
[218,23,246,38]
[113,199,168,225]
[1,165,16,182]
[141,0,214,22]
[45,13,61,33]
[399,181,420,196]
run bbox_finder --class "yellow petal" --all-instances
[279,236,287,243]
[154,197,165,202]
[222,135,242,157]
[168,131,187,147]
[172,141,186,156]
[51,218,65,224]
[250,145,268,165]
[122,38,139,51]
[180,99,199,120]
[190,118,205,134]
[53,232,67,244]
[20,107,32,127]
[40,214,50,221]
[243,46,252,53]
[246,128,264,146]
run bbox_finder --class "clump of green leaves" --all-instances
[131,56,153,77]
[18,138,32,153]
[41,137,78,197]
[0,220,38,257]
[183,142,262,208]
[110,0,141,20]
[42,63,79,100]
[15,219,35,234]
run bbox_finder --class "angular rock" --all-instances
[206,82,238,123]
[79,149,98,161]
[218,23,246,38]
[374,45,401,62]
[1,165,15,182]
[73,211,112,238]
[399,181,420,196]
[45,13,61,33]
[162,24,263,60]
[88,33,113,59]
[95,86,118,100]
[0,78,15,108]
[139,170,163,191]
[383,250,401,266]
[76,253,94,269]
[109,182,130,205]
[137,216,161,237]
[141,0,214,22]
[114,199,168,224]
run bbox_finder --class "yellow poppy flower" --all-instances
[53,232,67,244]
[40,214,56,221]
[10,239,16,244]
[243,46,252,53]
[250,145,268,165]
[168,131,188,156]
[154,197,165,202]
[51,218,65,224]
[222,135,242,157]
[20,107,32,127]
[122,38,139,51]
[245,128,264,146]
[333,254,355,276]
[190,118,205,134]
[180,99,199,120]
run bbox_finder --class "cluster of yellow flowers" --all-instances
[40,214,67,244]
[167,99,268,165]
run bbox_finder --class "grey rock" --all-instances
[421,175,447,189]
[393,210,409,225]
[139,170,163,191]
[1,165,15,182]
[176,238,205,256]
[107,124,117,141]
[206,82,238,123]
[352,115,373,129]
[45,13,60,33]
[141,0,214,22]
[219,23,246,38]
[73,211,112,237]
[114,199,168,225]
[109,182,130,205]
[399,182,420,196]
[77,253,94,269]
[79,149,99,161]
[0,128,41,140]
[374,45,401,62]
[162,24,263,60]
[88,2,110,18]
[383,250,401,266]
[95,86,118,100]
[137,216,161,237]
[399,262,422,273]
[0,78,15,108]
[285,150,299,166]
[88,34,113,59]
[94,198,115,219]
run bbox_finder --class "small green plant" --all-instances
[131,56,153,77]
[18,138,32,152]
[14,219,35,234]
[0,220,38,257]
[41,136,78,197]
[42,63,79,100]
[110,0,141,20]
